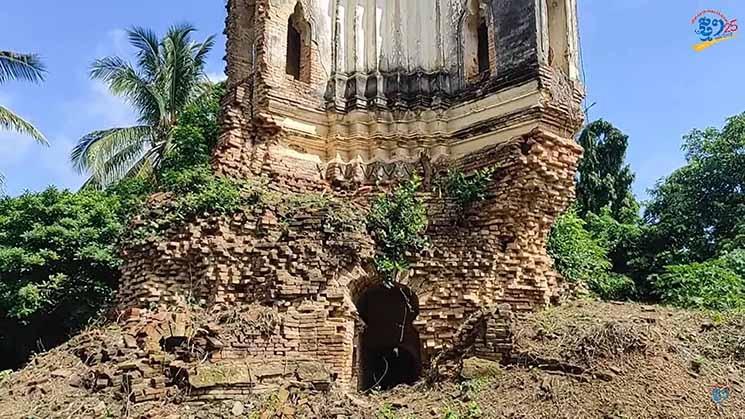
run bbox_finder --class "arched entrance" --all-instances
[355,284,422,391]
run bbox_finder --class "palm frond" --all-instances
[192,35,216,71]
[127,27,162,80]
[90,57,163,126]
[93,141,155,188]
[162,24,212,118]
[122,146,160,182]
[0,105,48,145]
[71,125,152,178]
[0,51,46,84]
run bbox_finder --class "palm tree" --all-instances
[71,24,215,188]
[0,50,49,188]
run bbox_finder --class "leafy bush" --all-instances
[159,83,224,175]
[440,167,495,211]
[584,208,641,274]
[368,177,428,284]
[0,188,125,368]
[548,211,611,284]
[721,249,745,277]
[548,211,636,300]
[587,273,636,302]
[653,259,745,311]
[132,168,261,242]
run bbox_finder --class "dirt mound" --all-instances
[1,301,743,418]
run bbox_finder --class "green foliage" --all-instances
[105,176,154,218]
[548,211,636,301]
[130,82,244,242]
[441,402,482,419]
[587,273,636,302]
[584,208,642,275]
[0,187,125,368]
[368,177,428,284]
[642,113,745,270]
[653,258,745,311]
[576,120,638,223]
[159,83,225,175]
[0,369,10,386]
[440,167,495,211]
[465,402,483,418]
[131,167,259,242]
[722,249,745,277]
[377,403,399,419]
[548,211,611,285]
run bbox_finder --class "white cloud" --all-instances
[82,81,138,128]
[206,71,227,83]
[95,28,130,58]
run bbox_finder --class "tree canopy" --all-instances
[0,187,125,368]
[642,112,745,270]
[576,120,638,223]
[0,73,224,370]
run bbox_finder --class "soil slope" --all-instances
[0,301,743,419]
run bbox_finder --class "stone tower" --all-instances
[119,0,584,393]
[216,0,583,187]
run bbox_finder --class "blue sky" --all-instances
[1,0,744,199]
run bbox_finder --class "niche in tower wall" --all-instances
[286,2,311,82]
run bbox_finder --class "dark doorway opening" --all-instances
[357,285,422,391]
[286,17,302,80]
[477,20,490,74]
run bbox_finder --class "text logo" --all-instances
[692,10,738,52]
[711,386,731,407]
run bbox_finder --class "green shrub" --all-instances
[653,259,745,311]
[587,273,636,301]
[548,211,638,300]
[584,207,642,275]
[440,167,495,211]
[159,83,224,175]
[131,169,261,242]
[368,176,428,284]
[0,187,125,368]
[548,211,611,285]
[722,249,745,277]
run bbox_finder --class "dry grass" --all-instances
[1,301,743,418]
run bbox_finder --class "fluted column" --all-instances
[365,0,377,71]
[345,1,356,73]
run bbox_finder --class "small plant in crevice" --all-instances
[368,176,429,285]
[439,167,495,214]
[323,201,367,235]
[377,403,398,419]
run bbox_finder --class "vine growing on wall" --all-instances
[367,176,429,285]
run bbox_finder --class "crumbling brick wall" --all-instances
[119,128,581,390]
[117,0,585,395]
